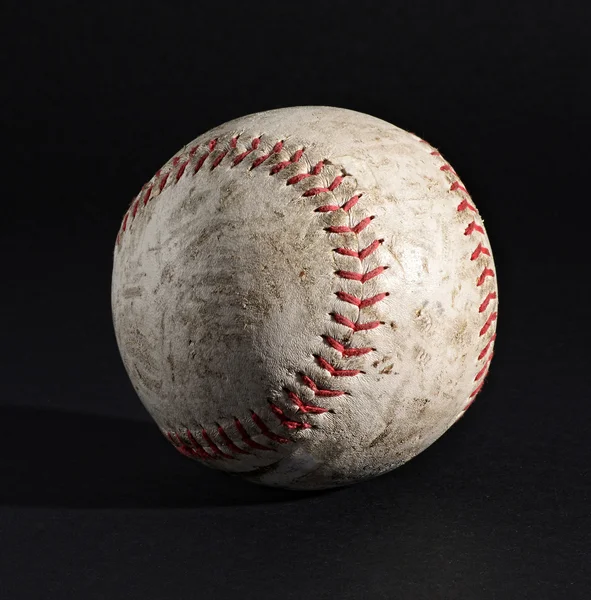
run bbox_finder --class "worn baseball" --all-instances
[112,106,498,490]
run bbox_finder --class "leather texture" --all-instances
[112,107,498,489]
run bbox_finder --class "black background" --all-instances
[2,1,590,598]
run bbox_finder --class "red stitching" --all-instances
[479,291,497,313]
[121,133,389,446]
[316,193,361,213]
[335,239,384,260]
[326,215,375,234]
[477,268,495,287]
[302,176,345,197]
[251,411,293,440]
[332,312,382,331]
[470,243,491,261]
[300,374,345,396]
[270,148,305,174]
[479,311,498,337]
[175,159,189,181]
[465,221,485,236]
[474,352,494,381]
[432,146,498,408]
[469,377,487,399]
[167,410,298,460]
[141,185,153,206]
[450,181,468,194]
[195,139,218,173]
[234,417,274,451]
[478,333,497,360]
[323,335,373,357]
[194,152,210,173]
[217,424,250,455]
[211,150,228,169]
[286,391,329,414]
[457,198,478,212]
[168,431,211,460]
[287,160,325,185]
[201,428,234,459]
[268,403,312,430]
[251,140,283,169]
[336,266,387,283]
[185,430,213,459]
[336,291,389,308]
[232,137,261,166]
[158,170,170,192]
[316,355,362,377]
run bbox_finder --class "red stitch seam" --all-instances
[326,215,375,234]
[457,198,477,212]
[201,428,234,459]
[251,411,292,441]
[270,148,305,174]
[175,159,189,182]
[287,160,325,185]
[479,292,497,313]
[302,176,345,197]
[316,193,361,213]
[433,145,498,408]
[185,430,213,459]
[477,268,495,287]
[465,221,485,236]
[251,141,284,169]
[286,390,330,414]
[216,424,251,455]
[300,374,345,397]
[332,312,382,331]
[232,137,261,166]
[268,403,312,430]
[316,355,362,377]
[474,352,494,381]
[234,417,274,451]
[334,239,383,260]
[479,311,498,337]
[336,291,389,309]
[478,333,497,360]
[120,134,388,443]
[322,335,373,358]
[168,417,291,459]
[470,243,491,261]
[167,431,212,460]
[336,266,387,283]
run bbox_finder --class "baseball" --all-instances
[112,106,498,490]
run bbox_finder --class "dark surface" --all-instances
[2,1,590,598]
